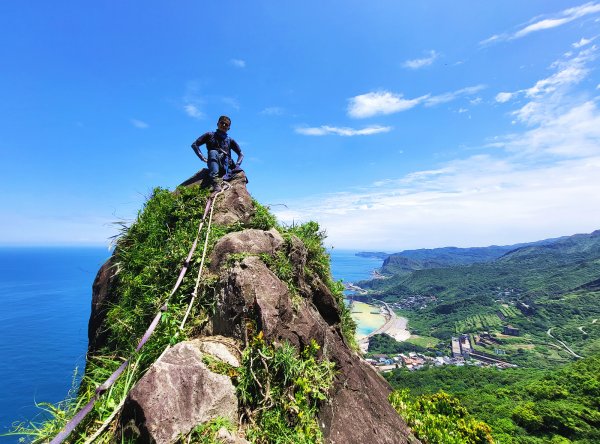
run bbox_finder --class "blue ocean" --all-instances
[0,247,382,440]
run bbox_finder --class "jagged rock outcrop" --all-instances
[180,169,254,225]
[87,257,118,355]
[88,168,418,443]
[207,251,416,444]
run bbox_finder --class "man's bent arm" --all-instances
[191,133,210,162]
[231,139,244,166]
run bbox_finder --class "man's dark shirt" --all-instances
[191,130,243,161]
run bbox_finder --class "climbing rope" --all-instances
[179,182,230,331]
[50,186,226,444]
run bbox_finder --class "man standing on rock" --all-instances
[191,115,244,192]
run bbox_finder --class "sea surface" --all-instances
[0,247,110,440]
[0,247,382,440]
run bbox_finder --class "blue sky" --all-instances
[1,1,600,250]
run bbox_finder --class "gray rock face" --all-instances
[212,174,254,226]
[210,256,417,444]
[180,169,254,226]
[210,256,293,340]
[209,228,284,271]
[120,339,239,444]
[87,257,118,355]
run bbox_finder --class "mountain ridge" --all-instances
[362,234,574,276]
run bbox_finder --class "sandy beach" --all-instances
[353,301,411,352]
[352,302,410,341]
[351,301,386,339]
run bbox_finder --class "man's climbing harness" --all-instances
[50,184,230,444]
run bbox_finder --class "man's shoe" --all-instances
[211,178,223,192]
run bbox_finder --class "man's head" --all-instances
[217,116,231,132]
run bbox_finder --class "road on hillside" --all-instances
[546,327,583,359]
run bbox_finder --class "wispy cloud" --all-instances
[402,50,439,69]
[222,97,240,110]
[573,36,596,47]
[230,58,246,68]
[494,44,597,114]
[424,85,486,107]
[276,44,600,249]
[182,80,206,119]
[348,86,484,118]
[261,107,284,116]
[295,125,392,136]
[184,104,204,119]
[130,118,149,129]
[482,2,600,44]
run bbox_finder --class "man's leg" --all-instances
[207,150,223,191]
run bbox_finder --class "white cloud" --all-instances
[348,86,483,118]
[480,34,501,45]
[514,17,572,38]
[402,50,439,69]
[573,36,595,47]
[482,2,600,44]
[230,59,246,68]
[495,92,514,103]
[295,125,392,136]
[184,104,204,119]
[275,45,600,250]
[347,91,427,118]
[492,45,597,115]
[274,153,600,250]
[130,118,149,129]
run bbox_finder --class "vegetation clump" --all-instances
[237,333,336,444]
[178,417,235,444]
[389,389,494,444]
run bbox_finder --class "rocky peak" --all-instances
[87,169,418,443]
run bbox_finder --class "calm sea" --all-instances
[0,247,381,440]
[0,247,110,440]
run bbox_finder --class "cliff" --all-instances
[84,169,417,443]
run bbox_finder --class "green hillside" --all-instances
[385,354,600,443]
[360,230,600,367]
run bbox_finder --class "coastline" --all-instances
[350,299,411,352]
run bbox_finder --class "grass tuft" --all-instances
[237,334,336,444]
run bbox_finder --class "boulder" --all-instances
[210,256,293,340]
[209,228,284,271]
[120,339,239,444]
